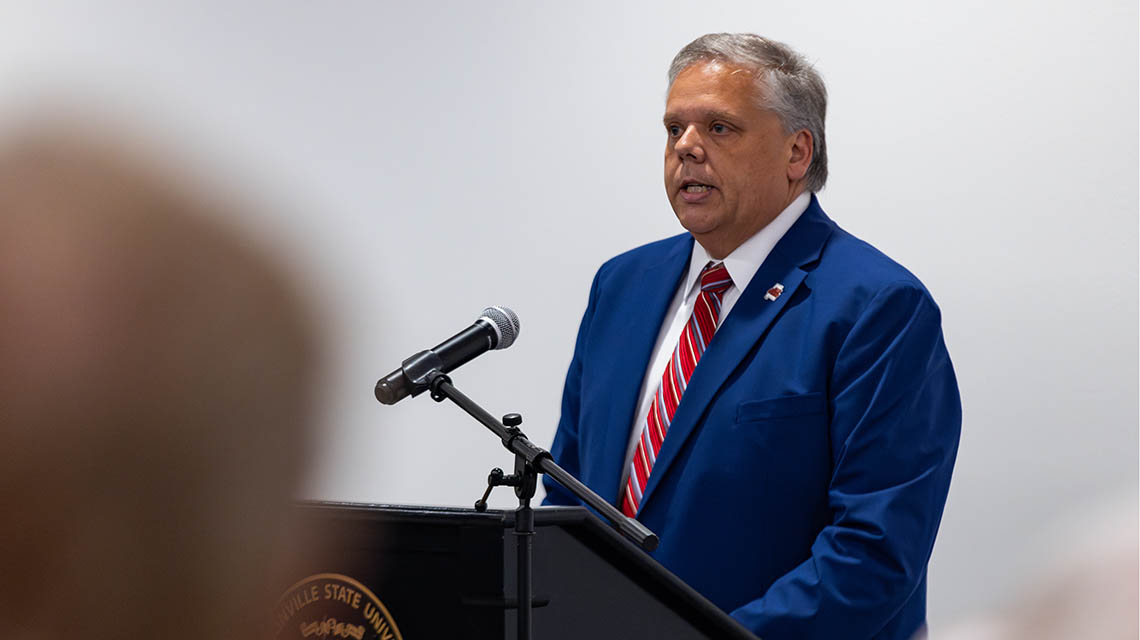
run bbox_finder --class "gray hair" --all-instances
[668,33,828,192]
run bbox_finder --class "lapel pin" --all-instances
[764,283,784,301]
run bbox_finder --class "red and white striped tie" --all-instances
[621,261,733,518]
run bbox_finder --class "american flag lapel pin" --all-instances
[764,283,784,301]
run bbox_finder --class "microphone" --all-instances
[374,306,520,405]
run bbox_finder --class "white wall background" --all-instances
[1,0,1135,629]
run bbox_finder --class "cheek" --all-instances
[663,155,681,182]
[742,152,785,187]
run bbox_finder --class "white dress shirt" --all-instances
[619,191,812,490]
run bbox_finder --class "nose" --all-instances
[674,125,705,162]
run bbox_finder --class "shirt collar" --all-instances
[683,191,812,297]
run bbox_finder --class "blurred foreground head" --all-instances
[0,126,323,639]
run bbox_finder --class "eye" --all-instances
[667,124,682,137]
[710,123,729,134]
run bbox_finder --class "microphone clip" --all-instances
[399,350,447,401]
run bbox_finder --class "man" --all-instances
[0,125,323,639]
[543,33,961,639]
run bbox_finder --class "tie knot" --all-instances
[700,262,732,294]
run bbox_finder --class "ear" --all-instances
[786,130,813,182]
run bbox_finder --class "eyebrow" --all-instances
[662,109,740,125]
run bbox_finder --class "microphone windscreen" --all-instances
[481,306,520,349]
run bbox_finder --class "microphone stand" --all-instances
[398,361,658,640]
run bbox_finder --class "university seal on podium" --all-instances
[275,573,402,640]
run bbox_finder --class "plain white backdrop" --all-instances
[1,0,1135,629]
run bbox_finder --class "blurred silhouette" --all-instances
[0,124,323,639]
[937,495,1138,640]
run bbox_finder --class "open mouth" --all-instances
[680,179,715,193]
[679,180,716,199]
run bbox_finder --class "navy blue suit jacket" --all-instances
[543,196,961,639]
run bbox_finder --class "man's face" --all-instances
[664,61,801,259]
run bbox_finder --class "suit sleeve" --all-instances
[731,282,962,639]
[541,267,602,506]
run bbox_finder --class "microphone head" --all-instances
[480,305,520,350]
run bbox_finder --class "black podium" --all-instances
[276,502,757,639]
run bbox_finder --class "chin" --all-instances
[673,209,720,236]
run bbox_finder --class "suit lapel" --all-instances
[590,235,693,505]
[637,198,835,513]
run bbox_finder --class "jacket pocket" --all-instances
[736,392,825,422]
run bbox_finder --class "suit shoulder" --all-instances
[820,225,933,295]
[811,223,944,322]
[594,232,690,280]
